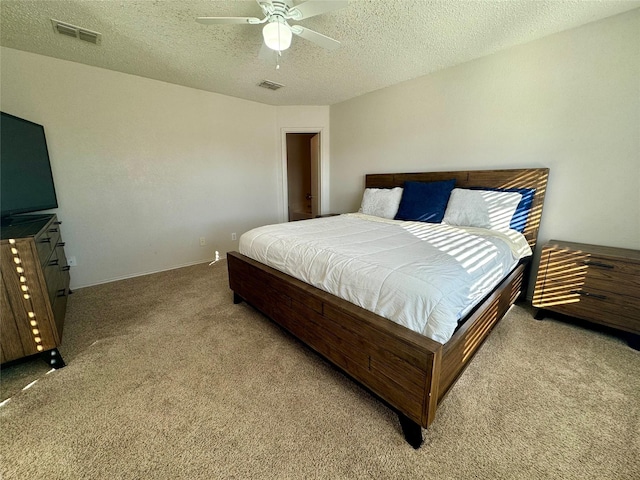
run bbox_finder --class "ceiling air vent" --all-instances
[51,19,102,45]
[258,80,285,91]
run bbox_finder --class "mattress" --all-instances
[239,213,532,344]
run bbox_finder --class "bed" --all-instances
[227,168,549,448]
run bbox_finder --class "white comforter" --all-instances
[239,213,532,344]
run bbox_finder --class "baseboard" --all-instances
[70,256,226,290]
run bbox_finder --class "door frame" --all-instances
[280,127,325,222]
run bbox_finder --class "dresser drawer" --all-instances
[51,289,69,338]
[44,248,62,303]
[43,248,70,303]
[34,221,61,266]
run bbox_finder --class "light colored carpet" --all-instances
[1,261,638,479]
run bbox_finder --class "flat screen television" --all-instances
[1,112,59,223]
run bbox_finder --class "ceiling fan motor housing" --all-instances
[262,1,290,19]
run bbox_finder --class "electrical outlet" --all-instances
[199,237,206,246]
[67,256,77,267]
[231,233,237,241]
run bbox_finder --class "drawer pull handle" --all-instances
[570,290,608,300]
[48,228,59,233]
[62,265,71,271]
[583,260,614,269]
[56,289,67,297]
[54,221,62,225]
[48,259,59,267]
[56,242,65,247]
[40,237,51,244]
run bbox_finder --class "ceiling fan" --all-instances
[196,0,348,53]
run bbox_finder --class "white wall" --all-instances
[1,47,286,288]
[330,10,640,257]
[0,48,330,289]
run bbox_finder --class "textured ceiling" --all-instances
[1,1,638,106]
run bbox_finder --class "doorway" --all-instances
[285,132,320,221]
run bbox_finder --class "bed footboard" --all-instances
[228,251,528,448]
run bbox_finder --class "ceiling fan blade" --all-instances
[256,0,273,14]
[288,1,348,20]
[196,17,261,25]
[290,25,341,51]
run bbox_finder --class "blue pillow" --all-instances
[470,187,535,232]
[394,179,456,223]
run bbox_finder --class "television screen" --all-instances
[1,112,59,219]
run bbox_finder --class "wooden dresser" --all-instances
[533,240,640,348]
[1,214,70,367]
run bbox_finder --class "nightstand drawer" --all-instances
[582,272,640,298]
[537,245,640,296]
[541,270,640,299]
[581,256,640,276]
[551,300,639,333]
[538,277,640,311]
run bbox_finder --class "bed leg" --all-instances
[233,292,243,305]
[398,413,423,449]
[534,308,546,320]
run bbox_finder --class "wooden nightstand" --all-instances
[533,240,640,349]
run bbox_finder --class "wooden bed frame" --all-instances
[227,168,549,448]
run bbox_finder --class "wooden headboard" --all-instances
[366,168,549,250]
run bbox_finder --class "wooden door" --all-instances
[310,134,320,218]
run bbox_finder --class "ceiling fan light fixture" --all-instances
[262,21,292,51]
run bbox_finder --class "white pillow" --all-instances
[359,187,403,219]
[442,188,522,231]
